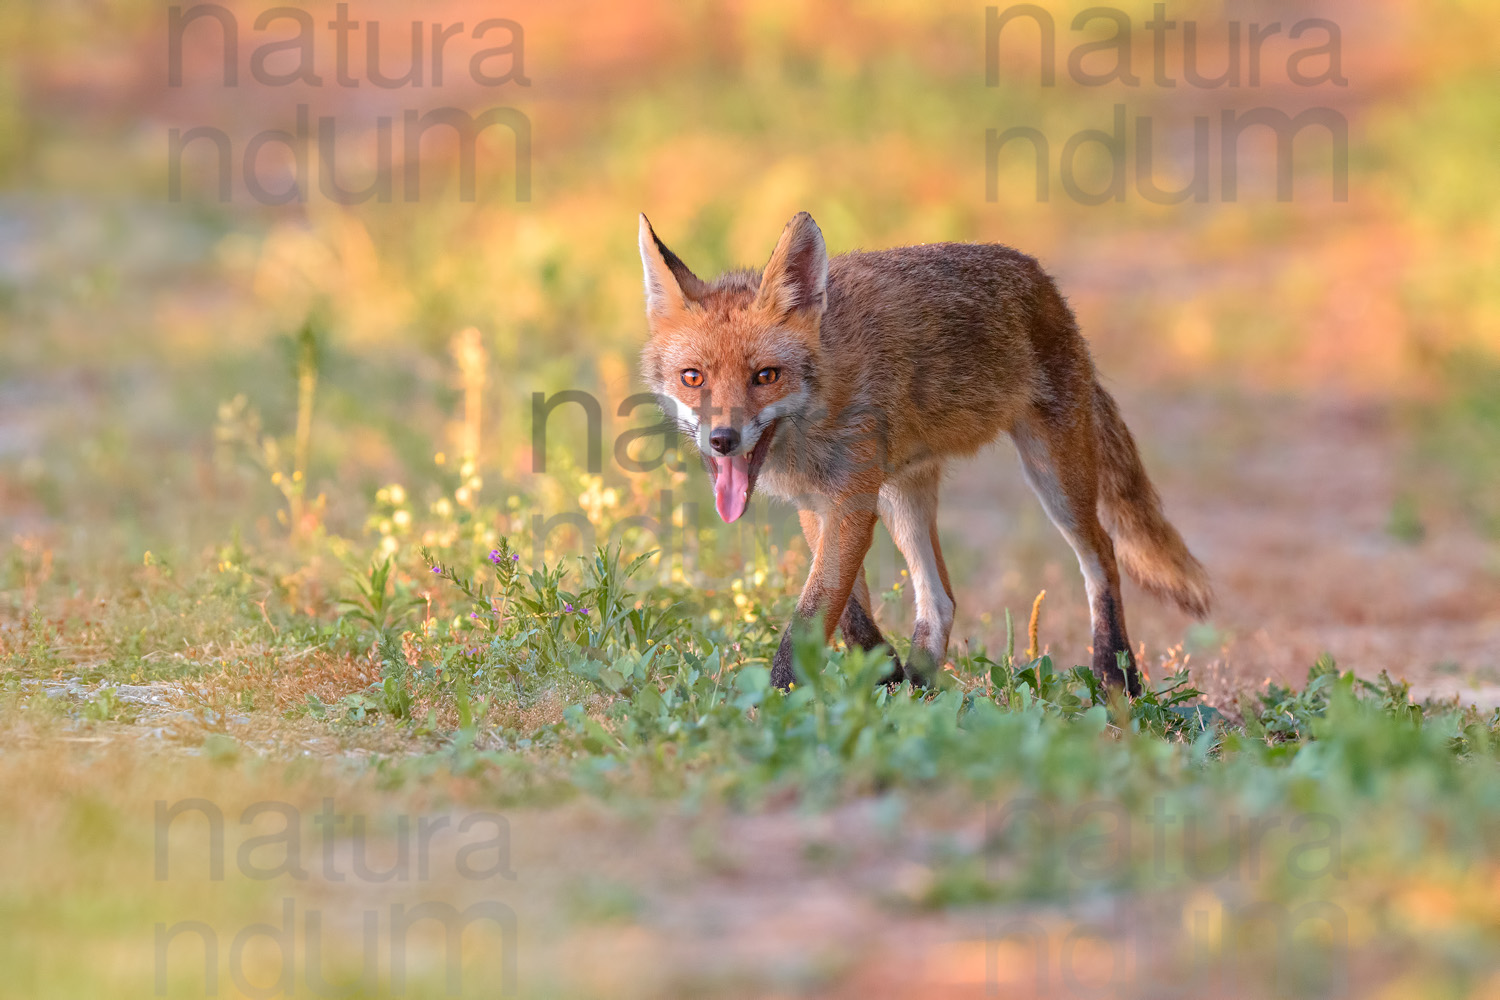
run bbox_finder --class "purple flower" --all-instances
[511,553,519,562]
[577,606,588,615]
[564,603,573,612]
[469,612,479,619]
[488,549,502,565]
[431,566,441,574]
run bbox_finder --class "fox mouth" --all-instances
[707,420,779,523]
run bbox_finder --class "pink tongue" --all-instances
[712,454,750,522]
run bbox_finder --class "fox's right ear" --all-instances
[638,214,705,319]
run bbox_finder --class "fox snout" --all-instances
[708,426,740,455]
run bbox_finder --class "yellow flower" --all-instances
[392,509,411,529]
[388,483,407,505]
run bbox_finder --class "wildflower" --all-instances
[470,612,479,619]
[564,603,574,612]
[489,549,502,565]
[577,606,588,615]
[511,553,519,562]
[432,566,441,574]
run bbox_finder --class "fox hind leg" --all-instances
[844,570,904,685]
[1011,410,1140,695]
[879,466,955,686]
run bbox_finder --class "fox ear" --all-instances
[755,211,827,319]
[638,214,704,319]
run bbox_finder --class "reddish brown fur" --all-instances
[639,212,1211,693]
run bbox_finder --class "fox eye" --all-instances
[681,369,703,388]
[754,367,780,385]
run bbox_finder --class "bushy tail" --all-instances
[1093,383,1212,618]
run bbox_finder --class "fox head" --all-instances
[638,211,827,523]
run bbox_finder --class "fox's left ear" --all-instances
[755,211,827,319]
[638,214,705,319]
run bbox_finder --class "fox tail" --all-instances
[1093,383,1213,619]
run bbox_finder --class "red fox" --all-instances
[638,211,1211,693]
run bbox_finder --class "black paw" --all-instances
[771,632,796,690]
[903,647,937,688]
[1091,647,1141,698]
[875,647,905,687]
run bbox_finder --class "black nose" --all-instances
[709,427,740,455]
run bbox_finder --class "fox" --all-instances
[637,211,1211,694]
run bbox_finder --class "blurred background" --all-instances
[4,3,1500,997]
[2,0,1498,692]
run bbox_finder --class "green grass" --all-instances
[5,537,1500,996]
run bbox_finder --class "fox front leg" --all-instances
[770,504,880,690]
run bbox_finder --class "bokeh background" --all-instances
[4,3,1500,998]
[2,0,1498,692]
